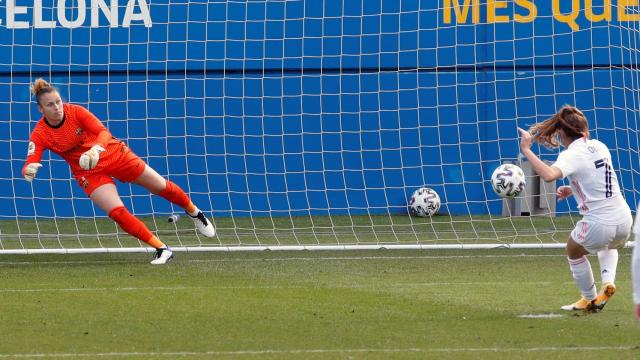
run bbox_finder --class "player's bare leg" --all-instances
[133,165,215,237]
[90,183,172,264]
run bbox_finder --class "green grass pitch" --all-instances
[1,248,639,359]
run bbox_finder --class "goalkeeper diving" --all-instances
[22,79,215,264]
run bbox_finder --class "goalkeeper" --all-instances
[22,78,215,264]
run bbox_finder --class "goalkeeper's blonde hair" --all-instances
[31,78,58,105]
[528,105,589,149]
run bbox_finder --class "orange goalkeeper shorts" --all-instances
[74,144,146,196]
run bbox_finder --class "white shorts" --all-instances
[570,217,632,254]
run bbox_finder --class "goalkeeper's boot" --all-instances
[150,247,174,265]
[561,297,597,312]
[189,211,216,237]
[592,283,616,311]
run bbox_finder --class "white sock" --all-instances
[568,256,597,300]
[597,249,618,285]
[187,206,200,217]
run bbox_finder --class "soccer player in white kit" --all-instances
[518,106,632,313]
[631,214,640,320]
[633,211,640,319]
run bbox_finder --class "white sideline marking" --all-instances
[0,286,209,293]
[0,346,636,358]
[518,313,564,318]
[0,281,602,293]
[0,253,571,266]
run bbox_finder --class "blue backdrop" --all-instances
[2,0,640,218]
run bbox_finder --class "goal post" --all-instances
[1,1,640,254]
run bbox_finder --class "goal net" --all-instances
[1,0,639,253]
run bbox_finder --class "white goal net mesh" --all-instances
[1,1,640,253]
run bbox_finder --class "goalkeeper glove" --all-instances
[24,163,43,182]
[79,145,105,170]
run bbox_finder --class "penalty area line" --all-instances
[0,349,423,358]
[0,280,584,293]
[0,252,579,266]
[0,346,637,358]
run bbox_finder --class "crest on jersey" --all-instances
[27,141,35,156]
[76,128,83,136]
[80,176,89,188]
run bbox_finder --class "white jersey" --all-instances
[552,138,631,225]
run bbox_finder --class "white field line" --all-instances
[517,313,564,318]
[0,280,619,293]
[0,253,580,266]
[0,346,637,358]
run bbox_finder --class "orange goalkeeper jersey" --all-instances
[22,103,125,177]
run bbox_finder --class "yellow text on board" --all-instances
[443,0,640,31]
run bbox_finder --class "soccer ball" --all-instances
[408,187,441,217]
[491,164,526,199]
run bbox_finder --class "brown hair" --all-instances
[30,78,58,105]
[528,105,589,148]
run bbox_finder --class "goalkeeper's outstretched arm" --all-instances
[22,134,45,182]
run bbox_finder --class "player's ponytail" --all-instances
[30,78,57,105]
[528,105,589,148]
[555,106,589,140]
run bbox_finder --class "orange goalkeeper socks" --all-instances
[145,235,166,249]
[108,206,166,249]
[158,180,198,215]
